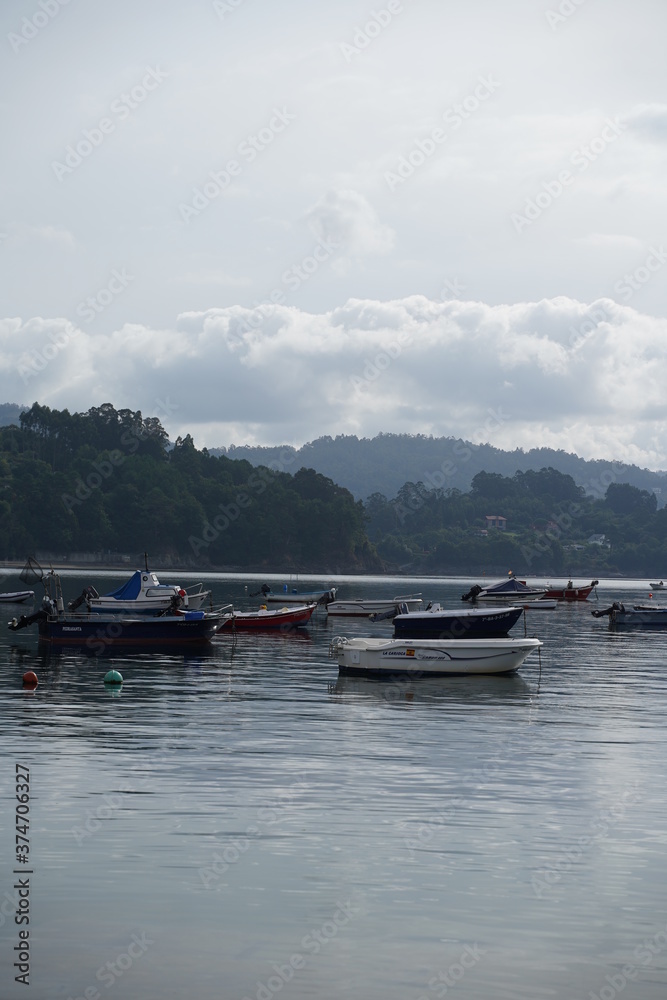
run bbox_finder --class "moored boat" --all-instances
[0,590,34,604]
[462,577,547,603]
[329,635,542,676]
[255,584,336,605]
[8,569,220,647]
[216,603,316,632]
[327,594,423,617]
[8,607,221,646]
[392,603,523,639]
[592,603,667,630]
[68,568,212,615]
[543,579,598,601]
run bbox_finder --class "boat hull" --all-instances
[216,604,316,631]
[543,581,598,601]
[35,613,219,646]
[330,637,542,676]
[393,605,523,639]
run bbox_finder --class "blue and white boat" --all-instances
[9,571,220,647]
[68,570,212,615]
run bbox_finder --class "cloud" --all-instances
[3,294,667,469]
[305,189,395,273]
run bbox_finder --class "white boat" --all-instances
[327,594,423,617]
[0,590,34,604]
[329,635,542,675]
[650,581,665,589]
[68,570,212,615]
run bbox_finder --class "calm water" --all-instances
[2,573,667,1000]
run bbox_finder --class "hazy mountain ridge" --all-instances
[212,433,667,504]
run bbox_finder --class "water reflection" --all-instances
[330,670,533,704]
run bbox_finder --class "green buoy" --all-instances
[104,669,123,686]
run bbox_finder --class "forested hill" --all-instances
[213,434,667,505]
[0,403,380,572]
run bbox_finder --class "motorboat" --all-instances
[462,577,547,603]
[8,608,221,646]
[255,584,336,605]
[8,570,220,646]
[650,581,665,589]
[216,603,316,632]
[392,603,524,639]
[327,594,423,617]
[592,603,667,630]
[68,569,212,615]
[543,579,599,601]
[0,590,34,604]
[329,635,542,676]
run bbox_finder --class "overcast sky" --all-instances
[1,0,666,467]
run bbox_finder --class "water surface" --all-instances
[1,574,667,999]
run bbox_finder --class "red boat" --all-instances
[543,579,599,602]
[216,603,317,632]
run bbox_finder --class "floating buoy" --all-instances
[104,669,123,686]
[22,671,38,688]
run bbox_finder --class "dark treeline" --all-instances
[365,469,667,576]
[3,404,667,576]
[0,403,379,572]
[213,432,667,503]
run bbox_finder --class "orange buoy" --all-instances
[22,671,38,688]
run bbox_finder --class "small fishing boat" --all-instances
[0,590,34,604]
[462,577,547,603]
[327,594,423,617]
[592,603,667,630]
[392,603,523,639]
[216,603,316,632]
[329,635,542,676]
[255,584,337,605]
[8,570,220,647]
[68,567,212,615]
[650,581,665,589]
[8,607,221,646]
[543,579,598,601]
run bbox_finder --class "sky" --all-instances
[1,0,667,467]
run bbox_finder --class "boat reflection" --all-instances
[330,670,532,704]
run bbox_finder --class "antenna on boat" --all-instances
[144,552,149,571]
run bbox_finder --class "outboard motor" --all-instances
[461,584,483,603]
[8,609,48,632]
[67,585,99,611]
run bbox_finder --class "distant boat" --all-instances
[329,635,542,676]
[0,590,34,604]
[392,603,523,639]
[543,579,598,602]
[592,603,667,630]
[327,594,423,617]
[462,577,547,603]
[650,581,665,589]
[216,603,316,632]
[256,584,336,605]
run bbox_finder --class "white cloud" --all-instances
[3,294,667,468]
